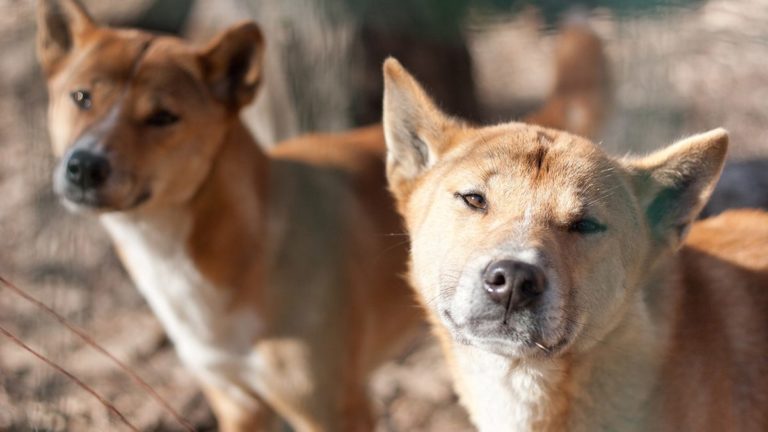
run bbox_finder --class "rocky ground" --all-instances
[1,0,767,431]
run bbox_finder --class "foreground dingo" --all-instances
[383,58,768,431]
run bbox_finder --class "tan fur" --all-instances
[37,1,422,430]
[662,210,768,431]
[383,58,768,431]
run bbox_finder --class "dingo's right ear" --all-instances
[37,0,95,76]
[383,58,458,196]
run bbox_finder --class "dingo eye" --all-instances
[569,218,606,235]
[70,90,92,110]
[146,110,180,127]
[457,192,487,211]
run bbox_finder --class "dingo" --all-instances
[37,0,608,428]
[37,0,422,429]
[383,58,768,431]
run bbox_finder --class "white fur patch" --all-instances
[455,347,560,431]
[101,211,265,407]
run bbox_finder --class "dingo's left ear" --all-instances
[37,0,96,76]
[200,21,264,110]
[383,58,459,196]
[627,128,728,246]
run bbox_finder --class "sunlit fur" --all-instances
[384,58,768,431]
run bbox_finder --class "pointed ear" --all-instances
[627,128,728,246]
[199,21,264,110]
[37,0,96,75]
[383,58,459,195]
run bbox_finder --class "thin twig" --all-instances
[0,275,195,432]
[0,324,139,432]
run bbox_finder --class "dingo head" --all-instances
[37,0,263,212]
[383,58,727,358]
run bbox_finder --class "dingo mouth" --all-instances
[441,308,573,358]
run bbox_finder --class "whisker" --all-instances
[375,238,412,259]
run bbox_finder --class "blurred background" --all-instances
[1,0,767,430]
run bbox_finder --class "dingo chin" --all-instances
[383,57,768,431]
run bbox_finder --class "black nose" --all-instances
[66,150,111,189]
[483,260,546,309]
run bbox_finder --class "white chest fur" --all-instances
[101,211,265,405]
[453,311,660,432]
[455,348,566,432]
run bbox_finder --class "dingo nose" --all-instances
[483,260,546,309]
[66,150,111,189]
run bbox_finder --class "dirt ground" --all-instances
[1,0,768,431]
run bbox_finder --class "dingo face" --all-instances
[403,129,647,358]
[383,59,727,359]
[38,0,263,212]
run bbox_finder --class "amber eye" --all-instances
[70,89,92,110]
[145,109,180,127]
[568,218,606,235]
[457,192,488,211]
